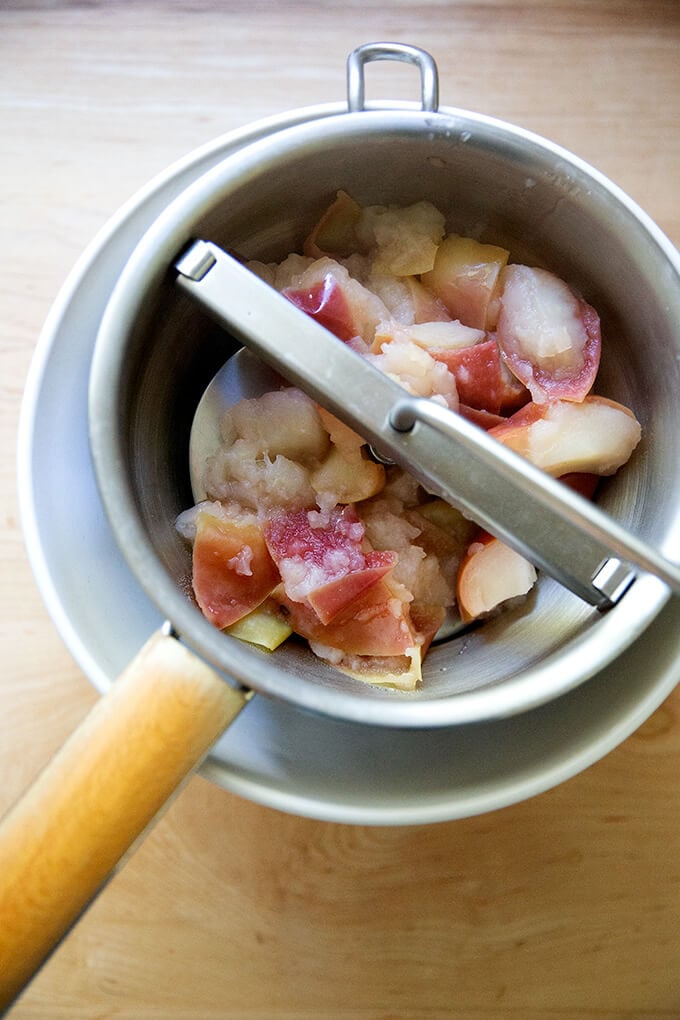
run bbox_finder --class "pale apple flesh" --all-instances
[496,264,601,403]
[189,509,280,630]
[421,234,510,330]
[457,532,538,624]
[489,396,641,477]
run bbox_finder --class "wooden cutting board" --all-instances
[1,1,679,1016]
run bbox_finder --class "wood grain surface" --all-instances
[1,1,679,1016]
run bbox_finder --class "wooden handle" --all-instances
[0,629,249,1010]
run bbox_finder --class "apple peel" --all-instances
[192,511,280,630]
[496,265,601,403]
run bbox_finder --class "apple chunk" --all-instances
[489,395,641,477]
[228,388,329,463]
[310,446,386,504]
[264,505,397,625]
[496,265,601,403]
[191,510,280,629]
[282,258,389,345]
[225,601,293,650]
[457,533,537,622]
[427,337,529,414]
[312,645,424,692]
[355,200,446,276]
[374,318,485,354]
[275,578,415,658]
[421,234,510,329]
[403,276,452,323]
[303,190,363,259]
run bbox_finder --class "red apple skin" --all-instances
[429,337,529,414]
[264,506,399,625]
[306,552,398,625]
[275,580,416,658]
[496,265,601,403]
[283,274,357,342]
[457,404,507,430]
[192,513,280,630]
[486,400,546,453]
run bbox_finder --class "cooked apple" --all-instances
[283,257,389,345]
[403,276,452,323]
[191,510,280,629]
[228,388,330,463]
[315,405,367,456]
[373,317,485,354]
[303,190,363,259]
[427,337,529,414]
[457,532,537,622]
[313,644,423,692]
[225,600,293,650]
[274,578,415,658]
[355,199,446,276]
[489,395,641,476]
[310,446,386,504]
[264,505,397,625]
[283,269,358,342]
[178,193,644,691]
[366,338,459,409]
[421,234,510,329]
[413,498,480,550]
[205,439,316,513]
[496,264,601,403]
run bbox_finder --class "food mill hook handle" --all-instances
[346,42,439,113]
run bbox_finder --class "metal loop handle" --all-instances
[347,42,439,113]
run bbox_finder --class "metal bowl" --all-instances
[89,45,680,728]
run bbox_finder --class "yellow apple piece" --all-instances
[225,601,293,650]
[457,533,537,622]
[422,234,510,329]
[414,498,480,550]
[303,190,364,259]
[403,276,453,323]
[489,395,642,476]
[310,446,386,503]
[316,405,367,455]
[320,645,423,692]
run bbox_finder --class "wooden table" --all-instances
[1,2,679,1016]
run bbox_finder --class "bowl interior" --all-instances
[92,108,680,726]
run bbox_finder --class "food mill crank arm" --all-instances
[175,240,680,607]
